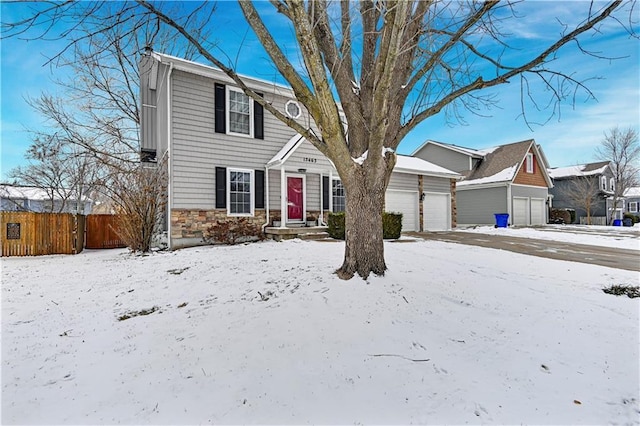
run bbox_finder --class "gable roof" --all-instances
[547,161,611,179]
[410,139,492,158]
[623,186,640,198]
[268,134,460,179]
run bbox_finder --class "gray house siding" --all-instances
[456,186,508,225]
[550,174,610,222]
[512,185,548,200]
[414,144,471,173]
[388,172,418,191]
[423,176,451,193]
[170,70,300,209]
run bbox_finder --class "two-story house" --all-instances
[140,51,460,249]
[410,140,553,226]
[548,161,617,224]
[623,186,639,219]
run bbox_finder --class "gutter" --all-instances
[166,61,174,250]
[261,164,271,233]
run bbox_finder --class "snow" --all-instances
[457,164,518,186]
[459,224,640,251]
[548,164,608,179]
[395,155,460,178]
[352,150,368,165]
[625,186,640,198]
[2,237,639,424]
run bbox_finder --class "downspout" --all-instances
[166,62,174,249]
[280,167,286,227]
[507,182,512,225]
[261,165,270,233]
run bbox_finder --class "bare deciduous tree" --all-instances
[561,176,602,225]
[3,1,637,278]
[596,127,640,224]
[105,158,168,253]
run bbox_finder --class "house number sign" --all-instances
[303,157,317,163]
[7,223,20,240]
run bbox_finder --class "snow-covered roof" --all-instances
[548,162,610,179]
[0,185,91,202]
[394,155,460,178]
[624,186,640,198]
[457,165,519,187]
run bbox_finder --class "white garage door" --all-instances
[423,193,450,231]
[530,198,546,225]
[513,197,528,226]
[385,190,418,232]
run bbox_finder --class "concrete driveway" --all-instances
[407,231,640,272]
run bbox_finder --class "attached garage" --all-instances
[423,192,451,231]
[513,196,547,226]
[385,190,419,232]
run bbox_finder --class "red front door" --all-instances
[287,176,304,221]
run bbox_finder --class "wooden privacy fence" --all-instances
[85,214,126,249]
[1,212,85,257]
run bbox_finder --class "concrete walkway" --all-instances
[407,231,640,272]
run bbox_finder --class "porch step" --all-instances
[298,231,331,241]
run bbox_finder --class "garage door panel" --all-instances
[385,191,418,232]
[530,198,546,225]
[513,197,528,226]
[424,193,450,231]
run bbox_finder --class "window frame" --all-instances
[600,176,607,191]
[226,168,254,217]
[609,177,615,192]
[285,100,301,119]
[629,201,638,213]
[332,178,346,213]
[525,153,534,174]
[226,86,254,138]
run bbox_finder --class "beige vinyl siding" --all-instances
[423,176,451,193]
[388,172,418,191]
[170,70,301,209]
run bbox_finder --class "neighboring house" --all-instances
[411,140,553,226]
[139,51,460,250]
[0,184,92,214]
[623,186,640,218]
[548,161,618,224]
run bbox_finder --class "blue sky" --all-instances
[1,1,639,180]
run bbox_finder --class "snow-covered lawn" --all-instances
[458,224,640,251]
[2,238,639,424]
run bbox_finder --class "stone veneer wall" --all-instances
[171,209,267,240]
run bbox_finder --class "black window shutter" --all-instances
[255,170,265,209]
[214,83,226,134]
[254,92,264,139]
[215,167,226,208]
[322,176,330,210]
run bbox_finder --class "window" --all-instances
[285,100,301,119]
[630,202,638,213]
[227,87,253,137]
[525,153,534,174]
[227,169,254,215]
[600,176,607,191]
[332,179,346,212]
[610,178,615,192]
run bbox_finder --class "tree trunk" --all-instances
[336,168,388,280]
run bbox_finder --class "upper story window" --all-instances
[609,178,615,192]
[332,179,346,212]
[600,176,607,191]
[227,87,253,137]
[525,153,534,174]
[285,100,301,119]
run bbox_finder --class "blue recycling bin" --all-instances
[613,219,622,226]
[494,213,509,228]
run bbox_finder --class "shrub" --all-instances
[382,212,403,239]
[327,212,346,239]
[549,208,571,224]
[603,285,639,298]
[568,209,576,224]
[326,211,403,240]
[623,212,640,223]
[205,218,265,245]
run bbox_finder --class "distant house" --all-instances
[411,139,553,226]
[547,161,618,224]
[623,186,640,218]
[0,185,92,214]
